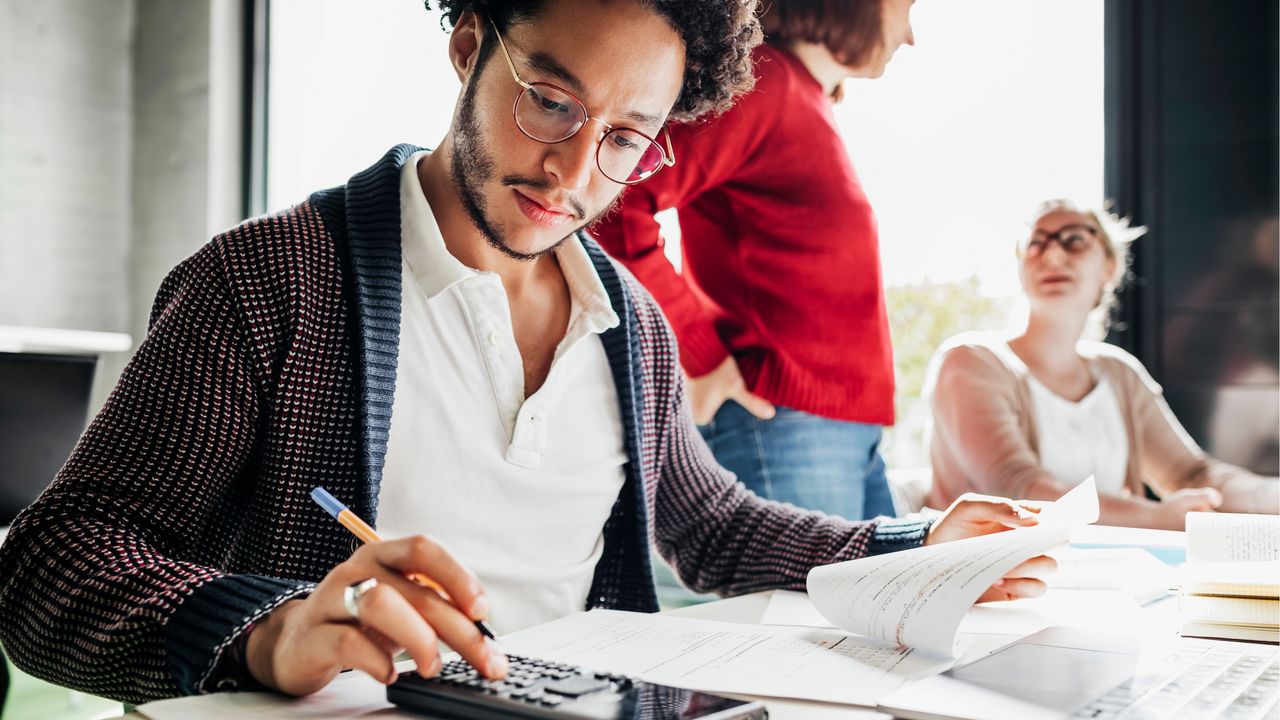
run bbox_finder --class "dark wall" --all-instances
[1106,0,1279,475]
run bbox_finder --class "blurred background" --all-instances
[0,0,1276,717]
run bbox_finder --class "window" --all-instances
[267,0,458,210]
[838,0,1105,466]
[264,0,1105,468]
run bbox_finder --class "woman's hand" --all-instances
[926,493,1057,602]
[687,356,775,425]
[1150,487,1223,530]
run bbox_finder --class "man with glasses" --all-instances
[0,0,1053,704]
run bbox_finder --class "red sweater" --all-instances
[591,43,894,425]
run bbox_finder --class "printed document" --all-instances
[499,609,954,706]
[806,478,1100,657]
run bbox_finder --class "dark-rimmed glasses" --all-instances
[491,22,676,185]
[1019,224,1100,259]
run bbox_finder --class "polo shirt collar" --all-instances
[399,150,619,333]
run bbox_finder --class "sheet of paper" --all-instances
[763,588,1143,652]
[806,478,1099,657]
[1186,512,1280,562]
[498,609,954,707]
[762,589,835,628]
[1068,524,1187,565]
[959,590,1145,637]
[1045,547,1175,603]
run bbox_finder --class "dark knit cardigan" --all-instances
[0,145,929,704]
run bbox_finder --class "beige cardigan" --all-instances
[925,332,1271,508]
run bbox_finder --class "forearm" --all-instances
[0,244,290,701]
[656,482,879,594]
[1217,472,1280,514]
[0,503,208,702]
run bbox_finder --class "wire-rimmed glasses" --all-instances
[491,22,676,185]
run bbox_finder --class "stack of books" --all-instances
[1180,512,1279,643]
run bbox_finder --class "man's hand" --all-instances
[926,494,1057,603]
[687,356,775,425]
[246,536,506,696]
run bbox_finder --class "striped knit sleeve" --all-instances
[635,288,928,596]
[0,241,310,704]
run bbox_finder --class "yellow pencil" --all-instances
[311,486,496,639]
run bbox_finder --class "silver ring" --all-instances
[343,578,378,622]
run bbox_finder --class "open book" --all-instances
[807,478,1100,657]
[1180,512,1279,643]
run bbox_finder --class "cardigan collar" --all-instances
[309,145,656,611]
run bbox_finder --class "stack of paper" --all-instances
[500,480,1102,708]
[1180,512,1280,643]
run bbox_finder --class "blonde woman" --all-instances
[925,200,1278,530]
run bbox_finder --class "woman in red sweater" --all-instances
[591,0,916,520]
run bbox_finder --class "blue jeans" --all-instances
[698,401,895,520]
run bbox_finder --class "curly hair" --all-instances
[425,0,762,121]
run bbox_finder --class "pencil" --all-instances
[310,486,496,640]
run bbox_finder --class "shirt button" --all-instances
[487,331,499,346]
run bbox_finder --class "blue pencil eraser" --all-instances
[310,486,346,518]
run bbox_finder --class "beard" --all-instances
[450,67,618,262]
[451,73,577,261]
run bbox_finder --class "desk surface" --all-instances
[127,528,1193,719]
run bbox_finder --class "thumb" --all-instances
[1200,487,1224,508]
[734,389,776,420]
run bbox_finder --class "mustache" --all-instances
[500,175,586,220]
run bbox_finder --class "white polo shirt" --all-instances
[377,151,627,636]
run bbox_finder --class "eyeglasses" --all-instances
[490,22,676,185]
[1019,224,1100,259]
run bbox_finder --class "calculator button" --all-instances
[543,675,612,698]
[540,695,564,706]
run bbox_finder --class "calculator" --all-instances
[387,654,769,719]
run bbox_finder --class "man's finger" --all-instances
[950,499,1039,532]
[1004,554,1058,581]
[988,500,1041,528]
[349,580,443,679]
[373,536,489,621]
[363,626,404,657]
[394,579,508,680]
[325,624,397,685]
[992,577,1047,600]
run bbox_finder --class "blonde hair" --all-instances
[1029,199,1148,333]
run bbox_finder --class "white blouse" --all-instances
[1027,371,1130,495]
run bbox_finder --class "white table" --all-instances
[127,527,1190,719]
